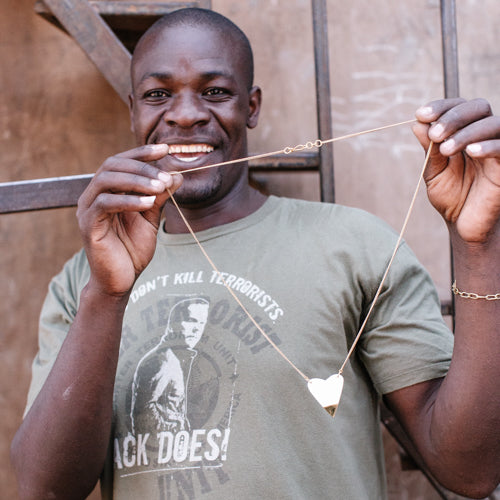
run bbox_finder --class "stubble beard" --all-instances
[172,169,224,206]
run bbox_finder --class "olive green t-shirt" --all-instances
[27,196,453,499]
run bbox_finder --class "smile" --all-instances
[168,144,214,154]
[167,143,214,163]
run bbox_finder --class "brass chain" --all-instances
[452,281,500,301]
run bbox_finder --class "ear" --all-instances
[247,86,262,129]
[128,93,135,134]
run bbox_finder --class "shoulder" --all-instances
[272,196,388,222]
[270,196,398,242]
[51,248,90,289]
[45,249,90,317]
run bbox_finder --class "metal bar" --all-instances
[0,175,93,214]
[440,0,460,327]
[35,1,201,16]
[311,0,335,203]
[43,0,132,103]
[0,153,320,214]
[250,152,319,171]
[90,2,204,15]
[440,300,453,317]
[440,0,460,98]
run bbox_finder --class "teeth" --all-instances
[168,144,214,154]
[177,156,199,163]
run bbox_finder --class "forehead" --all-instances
[132,24,243,84]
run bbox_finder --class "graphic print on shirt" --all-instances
[111,269,285,498]
[130,298,213,435]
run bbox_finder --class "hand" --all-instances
[413,98,500,244]
[77,144,183,296]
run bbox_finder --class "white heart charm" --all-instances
[307,373,344,417]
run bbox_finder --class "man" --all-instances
[11,7,499,500]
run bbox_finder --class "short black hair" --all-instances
[133,8,254,89]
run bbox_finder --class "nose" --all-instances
[163,92,210,128]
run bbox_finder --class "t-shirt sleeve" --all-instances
[358,241,454,395]
[24,250,89,416]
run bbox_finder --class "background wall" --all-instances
[1,1,498,498]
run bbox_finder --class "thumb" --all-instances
[155,172,184,208]
[412,121,431,150]
[144,173,184,226]
[412,121,449,182]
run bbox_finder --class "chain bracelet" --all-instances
[452,281,500,300]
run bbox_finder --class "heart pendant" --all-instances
[307,373,344,417]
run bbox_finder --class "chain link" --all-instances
[284,139,323,154]
[452,281,500,301]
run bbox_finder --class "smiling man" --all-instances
[11,7,500,500]
[129,11,264,218]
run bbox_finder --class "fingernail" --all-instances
[466,143,482,154]
[441,138,455,153]
[148,144,169,152]
[140,195,156,205]
[432,123,444,137]
[418,106,433,117]
[158,171,171,183]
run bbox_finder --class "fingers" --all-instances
[114,143,169,161]
[145,172,183,216]
[415,97,468,124]
[436,115,500,155]
[411,121,449,181]
[78,144,175,212]
[80,192,159,217]
[466,139,500,160]
[415,98,499,157]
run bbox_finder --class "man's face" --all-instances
[177,303,209,349]
[130,24,261,206]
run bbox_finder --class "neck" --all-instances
[163,183,268,234]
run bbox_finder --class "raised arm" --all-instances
[10,144,182,500]
[385,98,500,498]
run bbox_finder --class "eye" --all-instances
[143,89,170,101]
[204,87,231,100]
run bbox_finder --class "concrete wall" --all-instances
[1,1,498,498]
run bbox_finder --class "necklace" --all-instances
[167,119,433,417]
